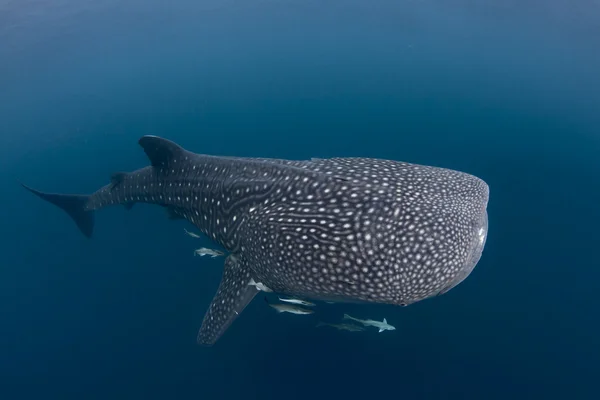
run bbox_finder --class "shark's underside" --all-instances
[23,135,489,345]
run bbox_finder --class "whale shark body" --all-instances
[23,136,489,345]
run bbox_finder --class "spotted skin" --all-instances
[237,156,489,304]
[198,254,257,344]
[23,136,489,345]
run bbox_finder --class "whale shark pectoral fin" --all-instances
[197,254,258,346]
[378,329,384,333]
[138,135,186,168]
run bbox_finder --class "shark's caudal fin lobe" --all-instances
[21,184,94,238]
[138,135,186,167]
[197,254,258,346]
[343,313,351,320]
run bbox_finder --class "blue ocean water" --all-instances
[1,0,599,398]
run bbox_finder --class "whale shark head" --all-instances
[372,164,491,305]
[436,208,488,297]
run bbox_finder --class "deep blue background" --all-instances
[1,1,599,399]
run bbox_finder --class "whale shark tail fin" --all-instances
[21,183,94,238]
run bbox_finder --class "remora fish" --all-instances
[278,297,315,307]
[316,322,365,332]
[184,228,201,238]
[22,135,489,346]
[264,298,314,315]
[248,278,273,293]
[343,314,395,333]
[194,247,225,258]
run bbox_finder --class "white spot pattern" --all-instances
[81,138,489,344]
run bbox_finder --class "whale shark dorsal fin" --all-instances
[383,318,387,324]
[197,254,258,346]
[138,135,186,167]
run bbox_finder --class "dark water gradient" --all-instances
[1,1,599,399]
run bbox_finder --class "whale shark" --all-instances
[22,135,489,345]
